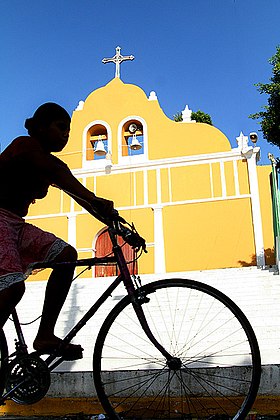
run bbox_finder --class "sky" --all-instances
[1,0,280,165]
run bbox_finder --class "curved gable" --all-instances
[61,78,231,169]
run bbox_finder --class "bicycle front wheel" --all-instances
[93,279,261,419]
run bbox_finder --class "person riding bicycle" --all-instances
[0,102,115,360]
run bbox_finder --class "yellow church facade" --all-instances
[25,76,274,280]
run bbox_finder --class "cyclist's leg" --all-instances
[0,282,25,330]
[19,222,81,357]
[0,329,8,400]
[34,245,78,350]
[0,209,26,329]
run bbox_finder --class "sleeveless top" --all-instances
[0,136,69,217]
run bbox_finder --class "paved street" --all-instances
[2,416,95,420]
[2,415,280,420]
[2,415,97,420]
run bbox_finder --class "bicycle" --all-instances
[0,215,261,419]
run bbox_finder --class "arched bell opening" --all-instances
[86,124,108,161]
[121,120,144,157]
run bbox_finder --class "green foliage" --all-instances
[249,46,280,147]
[191,110,213,125]
[173,110,212,125]
[173,112,183,122]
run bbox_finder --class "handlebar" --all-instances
[112,219,147,253]
[98,209,147,253]
[87,204,147,253]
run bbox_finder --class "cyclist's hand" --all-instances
[92,196,115,220]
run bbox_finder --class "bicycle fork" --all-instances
[111,236,178,367]
[132,297,182,369]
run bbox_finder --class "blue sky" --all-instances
[1,0,280,164]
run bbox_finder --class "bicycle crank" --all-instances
[5,353,50,404]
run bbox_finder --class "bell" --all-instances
[130,134,142,151]
[94,140,106,156]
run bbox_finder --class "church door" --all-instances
[95,229,138,277]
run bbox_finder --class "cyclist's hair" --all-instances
[24,103,71,136]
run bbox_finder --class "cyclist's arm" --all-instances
[51,160,114,220]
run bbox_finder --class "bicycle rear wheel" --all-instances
[0,330,8,400]
[93,279,261,419]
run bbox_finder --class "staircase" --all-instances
[156,265,280,367]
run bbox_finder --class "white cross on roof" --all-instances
[102,46,134,78]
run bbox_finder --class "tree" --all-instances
[250,46,280,148]
[173,112,183,122]
[173,110,212,125]
[191,110,213,125]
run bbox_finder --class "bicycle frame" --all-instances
[7,224,173,375]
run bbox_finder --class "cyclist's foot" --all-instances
[33,336,84,360]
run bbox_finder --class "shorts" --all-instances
[0,208,68,292]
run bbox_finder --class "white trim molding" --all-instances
[243,147,265,267]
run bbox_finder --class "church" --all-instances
[2,47,279,417]
[25,47,274,277]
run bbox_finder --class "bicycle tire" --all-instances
[0,330,8,400]
[93,278,261,419]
